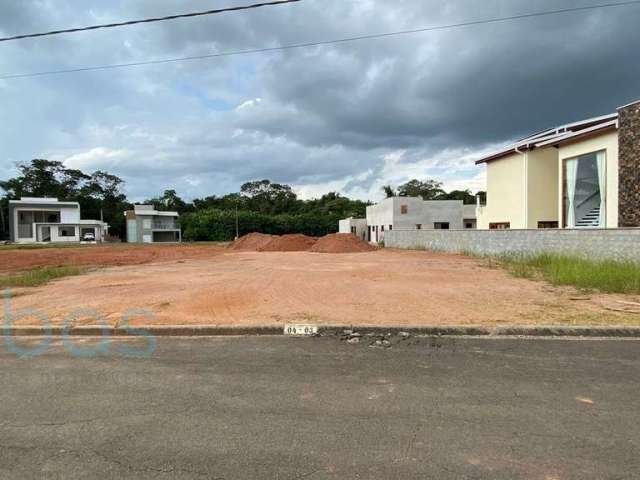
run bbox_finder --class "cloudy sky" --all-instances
[1,0,639,202]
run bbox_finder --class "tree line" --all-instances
[0,159,484,242]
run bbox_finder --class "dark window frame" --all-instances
[538,221,559,229]
[489,222,511,230]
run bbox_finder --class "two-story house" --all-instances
[475,99,640,230]
[8,197,108,244]
[340,197,477,244]
[124,205,181,243]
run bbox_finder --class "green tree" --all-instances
[436,189,477,204]
[0,159,87,199]
[382,185,395,198]
[146,189,192,214]
[397,179,445,200]
[240,179,298,215]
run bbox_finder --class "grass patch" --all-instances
[0,266,87,288]
[496,253,640,294]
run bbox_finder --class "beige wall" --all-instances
[557,130,619,228]
[526,148,559,228]
[477,152,526,229]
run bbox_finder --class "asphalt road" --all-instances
[0,336,638,479]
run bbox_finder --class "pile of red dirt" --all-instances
[231,232,375,253]
[260,234,317,252]
[310,234,376,254]
[230,233,276,251]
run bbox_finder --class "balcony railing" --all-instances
[152,223,179,230]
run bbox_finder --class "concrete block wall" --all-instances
[384,229,640,262]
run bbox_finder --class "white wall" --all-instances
[527,148,560,228]
[366,197,466,243]
[37,224,80,243]
[477,152,526,229]
[338,219,352,234]
[60,207,80,224]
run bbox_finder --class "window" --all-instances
[434,222,450,230]
[389,225,393,231]
[416,224,422,230]
[489,222,510,230]
[142,219,152,229]
[563,150,605,228]
[538,221,559,229]
[400,205,408,215]
[59,226,76,237]
[466,223,474,229]
[381,226,385,232]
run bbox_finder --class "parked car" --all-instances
[82,232,96,242]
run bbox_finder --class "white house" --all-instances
[340,197,477,244]
[338,218,368,242]
[8,197,108,244]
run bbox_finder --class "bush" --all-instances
[180,209,341,241]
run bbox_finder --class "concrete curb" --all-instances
[3,325,640,338]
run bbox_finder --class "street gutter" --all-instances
[4,325,640,338]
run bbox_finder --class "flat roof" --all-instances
[9,197,79,206]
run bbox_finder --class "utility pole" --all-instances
[0,202,5,238]
[235,201,239,240]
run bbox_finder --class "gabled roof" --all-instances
[475,112,619,165]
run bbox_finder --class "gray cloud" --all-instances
[1,0,639,201]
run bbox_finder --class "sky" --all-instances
[0,0,639,202]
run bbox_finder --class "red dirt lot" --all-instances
[4,247,636,328]
[0,244,226,273]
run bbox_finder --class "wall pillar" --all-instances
[618,100,640,227]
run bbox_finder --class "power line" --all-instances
[1,0,639,80]
[0,0,302,43]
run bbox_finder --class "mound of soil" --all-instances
[230,233,276,251]
[260,234,317,252]
[310,234,376,254]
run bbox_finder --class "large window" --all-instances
[563,151,606,228]
[59,226,76,237]
[434,222,450,230]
